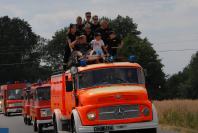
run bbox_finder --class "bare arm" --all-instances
[68,39,77,49]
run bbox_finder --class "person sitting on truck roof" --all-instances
[96,19,112,45]
[73,35,91,55]
[90,32,109,57]
[91,15,100,33]
[84,23,94,43]
[107,31,124,57]
[76,16,84,35]
[84,12,92,26]
[63,24,78,70]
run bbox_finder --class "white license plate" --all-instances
[94,126,114,132]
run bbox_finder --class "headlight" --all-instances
[87,112,96,121]
[142,107,150,116]
[40,108,51,117]
[0,101,2,104]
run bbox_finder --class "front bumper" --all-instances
[73,104,158,133]
[79,121,158,132]
[37,119,53,125]
[7,108,22,113]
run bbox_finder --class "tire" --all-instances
[33,120,38,132]
[24,117,27,125]
[27,118,32,125]
[71,118,77,133]
[38,124,43,133]
[141,128,157,133]
[53,117,58,133]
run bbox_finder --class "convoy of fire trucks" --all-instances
[0,56,158,133]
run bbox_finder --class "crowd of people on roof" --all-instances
[64,11,124,69]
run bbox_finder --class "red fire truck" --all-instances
[30,82,52,133]
[51,57,158,133]
[1,82,25,116]
[22,85,32,125]
[0,93,3,112]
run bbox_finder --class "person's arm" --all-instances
[68,39,77,49]
[118,40,124,48]
[102,45,109,56]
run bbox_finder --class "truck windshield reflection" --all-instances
[79,67,144,89]
[7,89,23,100]
[36,87,50,101]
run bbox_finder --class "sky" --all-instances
[0,0,198,75]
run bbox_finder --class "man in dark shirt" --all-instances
[76,16,84,35]
[107,31,123,57]
[96,20,112,45]
[84,12,92,26]
[91,15,100,33]
[73,35,90,55]
[84,23,94,43]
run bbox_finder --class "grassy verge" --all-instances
[154,100,198,132]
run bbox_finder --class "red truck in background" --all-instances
[30,82,52,133]
[0,93,3,112]
[1,82,25,116]
[22,85,32,125]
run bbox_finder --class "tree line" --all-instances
[0,15,197,99]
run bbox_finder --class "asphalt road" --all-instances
[0,113,176,133]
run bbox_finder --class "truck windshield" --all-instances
[36,87,50,101]
[78,67,145,89]
[7,89,23,100]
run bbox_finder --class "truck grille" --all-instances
[99,105,140,120]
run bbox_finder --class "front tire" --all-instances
[24,116,27,125]
[53,117,58,133]
[141,128,157,133]
[33,120,38,132]
[71,118,77,133]
[38,124,43,133]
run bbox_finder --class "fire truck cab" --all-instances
[51,59,158,133]
[1,82,25,116]
[22,85,32,125]
[30,82,52,133]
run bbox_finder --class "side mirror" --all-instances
[66,81,73,92]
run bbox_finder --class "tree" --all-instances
[0,16,50,84]
[43,28,68,70]
[165,51,198,99]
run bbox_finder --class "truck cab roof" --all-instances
[66,62,142,73]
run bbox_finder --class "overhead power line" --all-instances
[157,48,198,53]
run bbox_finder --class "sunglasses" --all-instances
[87,15,91,18]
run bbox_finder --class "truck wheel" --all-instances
[53,117,58,133]
[27,118,32,125]
[33,120,38,132]
[38,124,43,133]
[71,118,77,133]
[142,128,157,133]
[24,117,27,125]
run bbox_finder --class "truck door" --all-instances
[64,73,76,118]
